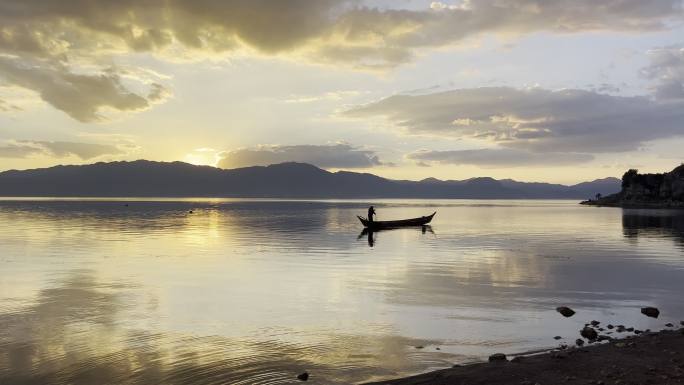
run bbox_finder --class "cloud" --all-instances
[407,148,594,168]
[0,0,682,67]
[217,143,384,169]
[0,143,43,158]
[0,140,124,159]
[642,46,684,100]
[1,1,682,119]
[344,86,684,153]
[0,97,21,112]
[0,57,169,122]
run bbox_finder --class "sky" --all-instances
[1,0,684,184]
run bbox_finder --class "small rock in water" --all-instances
[189,210,194,214]
[626,327,634,332]
[665,323,674,327]
[556,306,576,317]
[680,320,684,326]
[581,326,598,340]
[297,372,309,381]
[415,346,424,349]
[591,320,600,326]
[576,338,585,346]
[634,330,642,335]
[641,307,660,318]
[554,336,562,340]
[489,353,507,362]
[607,324,614,329]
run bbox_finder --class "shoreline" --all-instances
[364,328,684,385]
[581,200,684,209]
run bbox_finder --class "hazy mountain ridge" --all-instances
[0,160,620,199]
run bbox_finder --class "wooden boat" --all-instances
[357,212,436,230]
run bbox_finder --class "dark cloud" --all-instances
[0,140,124,159]
[407,148,593,168]
[344,87,684,153]
[217,144,384,169]
[642,46,684,100]
[0,58,167,122]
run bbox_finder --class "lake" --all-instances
[1,199,683,384]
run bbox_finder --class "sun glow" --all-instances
[183,149,220,167]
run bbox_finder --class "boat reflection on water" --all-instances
[358,225,435,247]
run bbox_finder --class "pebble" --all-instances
[665,323,674,327]
[557,306,576,317]
[607,324,614,329]
[297,372,309,381]
[591,320,600,326]
[489,353,507,362]
[581,326,598,340]
[576,338,585,346]
[641,307,660,318]
[554,336,562,340]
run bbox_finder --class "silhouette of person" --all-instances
[368,206,376,222]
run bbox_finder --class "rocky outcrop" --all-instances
[582,164,684,208]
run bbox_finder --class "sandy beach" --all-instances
[367,328,684,385]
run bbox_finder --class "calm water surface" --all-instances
[1,199,683,384]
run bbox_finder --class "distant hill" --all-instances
[0,160,620,199]
[583,164,684,207]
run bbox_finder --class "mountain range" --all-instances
[0,160,620,199]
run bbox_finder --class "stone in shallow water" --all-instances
[489,353,507,362]
[576,338,585,346]
[556,306,576,317]
[581,326,598,340]
[297,372,309,381]
[641,307,660,318]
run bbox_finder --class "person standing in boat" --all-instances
[367,206,376,223]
